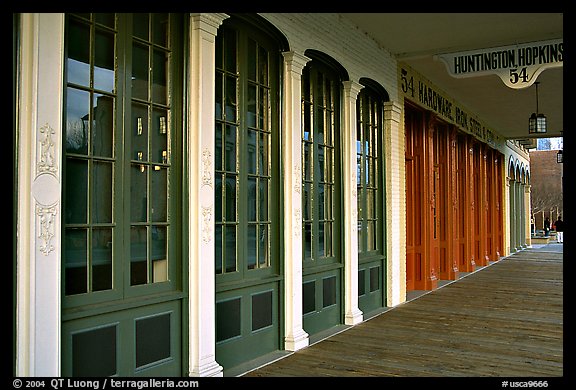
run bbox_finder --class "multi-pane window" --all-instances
[356,89,382,254]
[214,26,274,275]
[302,63,338,262]
[64,13,117,295]
[63,13,182,300]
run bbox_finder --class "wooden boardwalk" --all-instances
[244,246,563,377]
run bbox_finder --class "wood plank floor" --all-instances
[244,247,563,377]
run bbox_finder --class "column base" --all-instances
[344,308,364,326]
[189,361,224,377]
[284,328,309,352]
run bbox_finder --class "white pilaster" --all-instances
[281,51,310,351]
[16,12,65,377]
[342,80,364,326]
[187,13,229,377]
[383,101,406,307]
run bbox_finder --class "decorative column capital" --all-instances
[189,13,229,36]
[342,80,364,100]
[282,51,311,75]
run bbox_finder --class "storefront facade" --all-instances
[14,13,531,377]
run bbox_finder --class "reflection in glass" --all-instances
[259,225,268,267]
[66,88,90,154]
[132,43,149,100]
[133,13,149,40]
[67,20,90,87]
[65,158,88,224]
[65,228,88,295]
[215,225,222,273]
[151,166,167,222]
[132,103,148,161]
[92,228,112,291]
[94,29,115,93]
[225,176,236,222]
[131,226,148,285]
[153,49,167,104]
[152,109,168,163]
[92,94,114,158]
[151,226,167,283]
[152,13,168,47]
[92,161,113,223]
[247,225,256,269]
[131,164,148,222]
[225,226,236,272]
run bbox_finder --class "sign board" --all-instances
[399,63,503,149]
[435,39,563,89]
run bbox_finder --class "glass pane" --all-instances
[259,132,269,176]
[67,19,90,87]
[152,13,168,47]
[247,177,257,221]
[318,183,324,220]
[224,125,237,172]
[65,228,87,295]
[92,161,112,223]
[247,84,257,128]
[247,129,257,175]
[225,226,236,272]
[247,39,256,81]
[225,75,237,122]
[95,13,115,28]
[317,107,324,141]
[151,226,167,282]
[152,108,168,164]
[92,227,112,291]
[247,225,256,270]
[132,43,149,100]
[215,175,222,221]
[259,179,268,221]
[94,28,115,93]
[131,164,148,222]
[304,223,312,260]
[367,221,375,251]
[225,176,236,222]
[131,103,148,161]
[318,222,325,258]
[325,222,332,257]
[215,225,223,274]
[215,123,222,170]
[318,145,324,182]
[66,87,90,155]
[224,29,236,72]
[65,158,88,224]
[303,183,312,220]
[215,32,223,69]
[258,46,268,85]
[92,94,114,158]
[151,166,167,222]
[259,88,268,130]
[215,74,223,120]
[259,225,268,267]
[303,103,311,141]
[133,13,149,40]
[152,49,167,105]
[131,226,148,285]
[303,143,312,180]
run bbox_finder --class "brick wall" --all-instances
[529,150,563,229]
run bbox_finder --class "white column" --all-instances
[187,13,228,377]
[16,13,65,376]
[525,184,532,246]
[341,81,364,326]
[383,101,406,307]
[281,51,310,351]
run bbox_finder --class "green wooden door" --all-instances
[301,58,344,336]
[213,17,283,371]
[61,13,185,376]
[356,85,386,315]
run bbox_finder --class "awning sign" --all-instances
[435,39,563,89]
